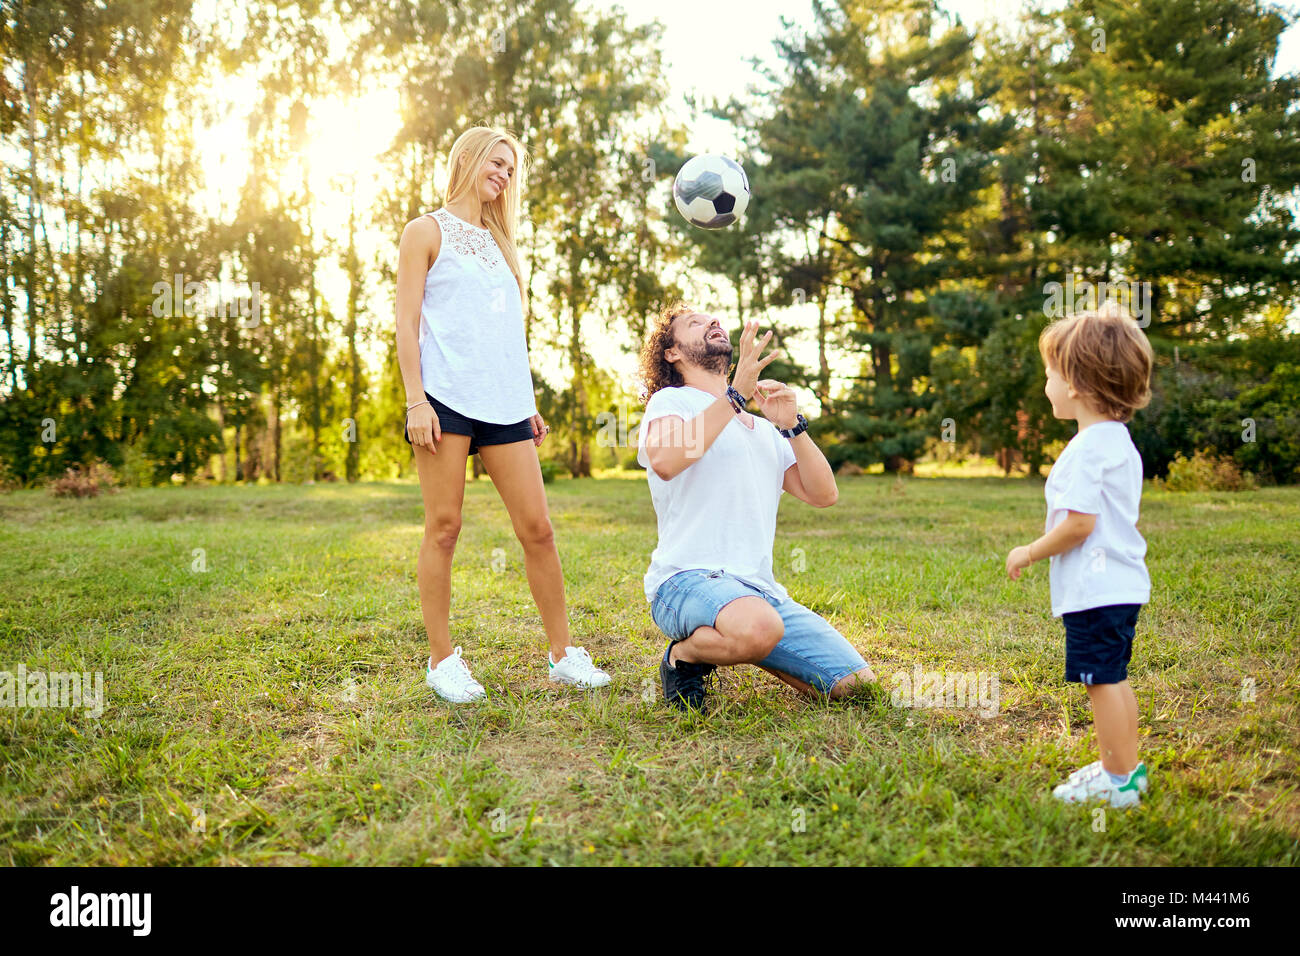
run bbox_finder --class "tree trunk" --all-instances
[272,387,282,482]
[24,59,39,368]
[569,304,590,478]
[216,399,227,482]
[817,287,832,416]
[0,188,17,391]
[304,156,323,481]
[345,184,361,483]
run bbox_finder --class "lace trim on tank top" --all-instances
[429,208,507,273]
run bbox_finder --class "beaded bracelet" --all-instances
[725,384,749,414]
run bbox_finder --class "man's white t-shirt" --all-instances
[636,385,798,604]
[1044,420,1151,617]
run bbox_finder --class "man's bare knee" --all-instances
[712,596,785,662]
[734,611,784,661]
[829,666,876,700]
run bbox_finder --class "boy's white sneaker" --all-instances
[1053,761,1148,808]
[1064,760,1150,792]
[548,646,611,689]
[1067,760,1102,782]
[426,646,487,703]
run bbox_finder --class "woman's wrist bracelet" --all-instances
[406,400,431,413]
[1027,542,1037,563]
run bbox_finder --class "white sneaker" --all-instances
[1053,761,1148,808]
[1067,760,1102,782]
[548,646,611,689]
[1064,760,1149,791]
[426,647,487,703]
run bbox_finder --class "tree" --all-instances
[755,0,1010,472]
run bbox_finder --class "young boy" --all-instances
[1006,304,1155,808]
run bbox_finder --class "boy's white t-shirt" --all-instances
[1043,420,1151,617]
[636,385,798,604]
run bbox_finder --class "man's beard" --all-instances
[675,337,732,375]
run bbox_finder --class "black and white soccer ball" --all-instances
[672,154,751,229]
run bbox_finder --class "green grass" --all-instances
[1,475,1297,865]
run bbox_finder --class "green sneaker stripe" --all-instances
[1118,765,1148,793]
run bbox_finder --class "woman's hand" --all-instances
[531,413,549,447]
[730,320,782,401]
[754,379,798,430]
[407,403,442,453]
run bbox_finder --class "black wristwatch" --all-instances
[725,384,748,414]
[778,413,809,438]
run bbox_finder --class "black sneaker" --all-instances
[660,642,716,712]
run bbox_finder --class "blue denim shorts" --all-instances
[403,391,534,455]
[650,568,870,694]
[1062,603,1140,685]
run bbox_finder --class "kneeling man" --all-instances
[636,302,876,711]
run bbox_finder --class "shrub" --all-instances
[1154,450,1258,492]
[1130,337,1300,485]
[539,460,568,484]
[48,460,120,498]
[117,438,157,488]
[0,457,18,492]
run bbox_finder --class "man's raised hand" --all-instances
[731,320,782,400]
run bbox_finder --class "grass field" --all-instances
[1,474,1297,865]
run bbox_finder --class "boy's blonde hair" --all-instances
[1038,303,1154,422]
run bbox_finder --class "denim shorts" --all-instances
[650,568,870,694]
[1062,603,1141,685]
[403,392,535,455]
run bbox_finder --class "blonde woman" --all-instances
[394,126,611,702]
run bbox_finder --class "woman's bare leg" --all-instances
[413,435,472,663]
[476,440,572,659]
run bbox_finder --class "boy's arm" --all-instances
[1006,510,1097,580]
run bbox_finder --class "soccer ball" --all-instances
[672,154,750,229]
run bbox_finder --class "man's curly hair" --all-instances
[637,301,700,404]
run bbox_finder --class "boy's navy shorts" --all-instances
[1062,603,1141,685]
[403,392,534,455]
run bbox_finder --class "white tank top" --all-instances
[417,207,538,424]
